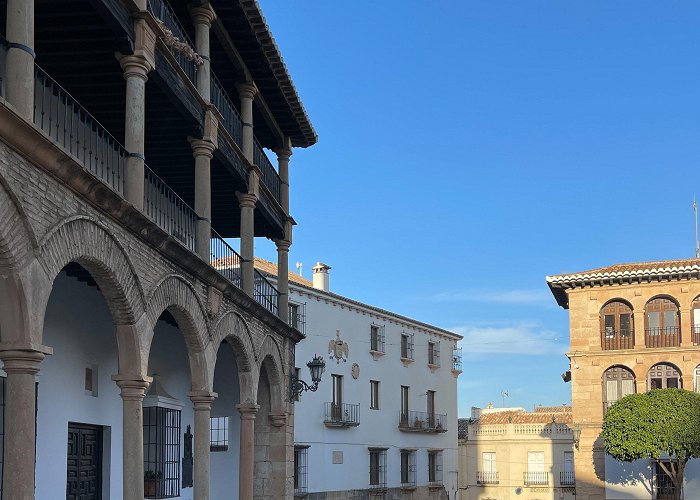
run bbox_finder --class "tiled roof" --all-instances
[546,258,700,308]
[477,409,572,425]
[533,405,572,414]
[253,257,313,287]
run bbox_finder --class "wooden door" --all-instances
[66,423,102,500]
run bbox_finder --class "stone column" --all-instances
[236,192,258,296]
[4,0,35,120]
[237,403,259,500]
[114,377,150,500]
[190,138,216,260]
[274,143,292,215]
[0,349,45,500]
[190,4,216,101]
[275,238,290,323]
[237,83,257,163]
[189,391,217,500]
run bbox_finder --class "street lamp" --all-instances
[572,425,582,449]
[289,355,326,401]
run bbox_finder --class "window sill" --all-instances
[400,357,414,367]
[428,363,440,373]
[369,349,385,361]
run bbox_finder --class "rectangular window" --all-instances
[209,416,229,452]
[620,314,631,336]
[331,374,343,421]
[656,461,676,499]
[294,445,309,495]
[526,451,546,486]
[369,448,387,488]
[604,315,615,337]
[370,325,385,353]
[427,390,436,426]
[483,452,496,473]
[400,386,409,423]
[143,406,181,499]
[401,334,414,360]
[400,450,416,487]
[370,380,380,410]
[428,450,443,484]
[428,341,440,366]
[648,311,661,331]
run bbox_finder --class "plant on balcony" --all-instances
[144,470,163,498]
[602,389,700,500]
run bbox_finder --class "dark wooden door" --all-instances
[66,423,102,500]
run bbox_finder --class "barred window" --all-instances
[400,449,416,487]
[428,341,440,366]
[370,325,385,353]
[210,416,228,452]
[428,450,443,484]
[294,445,309,495]
[143,406,181,499]
[369,448,387,489]
[401,334,414,360]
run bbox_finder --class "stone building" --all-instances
[254,260,463,499]
[547,259,700,499]
[457,405,575,500]
[0,0,315,499]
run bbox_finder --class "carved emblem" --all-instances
[351,363,360,379]
[328,330,349,363]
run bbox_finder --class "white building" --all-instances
[256,260,463,499]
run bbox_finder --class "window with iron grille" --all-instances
[209,416,228,452]
[400,449,416,487]
[143,406,181,499]
[400,334,414,360]
[288,302,306,334]
[370,325,385,353]
[294,445,309,495]
[369,448,387,489]
[428,450,443,484]
[428,341,440,366]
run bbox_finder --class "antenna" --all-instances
[500,389,509,407]
[295,261,303,277]
[694,197,699,258]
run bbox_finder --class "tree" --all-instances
[602,389,700,500]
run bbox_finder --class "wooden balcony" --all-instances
[602,328,634,350]
[645,327,680,348]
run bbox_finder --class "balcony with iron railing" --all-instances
[452,346,463,373]
[560,471,575,486]
[147,0,198,85]
[398,411,447,433]
[0,41,283,319]
[324,402,360,428]
[645,326,680,348]
[602,328,634,350]
[693,326,700,346]
[524,471,549,486]
[476,471,499,485]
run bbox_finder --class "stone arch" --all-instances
[145,274,210,390]
[0,171,36,273]
[257,335,286,412]
[602,364,636,414]
[210,312,257,403]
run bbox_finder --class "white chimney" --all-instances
[312,262,331,292]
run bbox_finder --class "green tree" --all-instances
[602,389,700,500]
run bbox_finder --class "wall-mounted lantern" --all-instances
[289,355,326,401]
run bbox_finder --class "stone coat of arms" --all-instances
[328,330,349,363]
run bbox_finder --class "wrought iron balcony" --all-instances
[476,471,499,485]
[645,326,680,348]
[324,402,360,427]
[602,328,634,350]
[148,0,198,85]
[693,326,700,346]
[398,411,447,433]
[560,471,575,486]
[452,347,463,372]
[524,471,549,486]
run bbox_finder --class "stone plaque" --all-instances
[332,450,343,464]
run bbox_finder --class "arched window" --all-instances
[645,297,680,347]
[600,301,634,350]
[648,363,681,389]
[603,366,635,414]
[692,296,700,345]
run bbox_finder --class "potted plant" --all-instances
[144,470,163,498]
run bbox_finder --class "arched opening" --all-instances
[648,362,682,390]
[602,365,636,414]
[600,300,634,350]
[210,339,243,498]
[691,296,700,345]
[36,263,123,499]
[645,297,680,347]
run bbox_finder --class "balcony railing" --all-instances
[254,140,281,203]
[210,229,243,289]
[524,471,549,486]
[452,346,463,372]
[148,0,198,84]
[144,166,197,251]
[560,471,575,486]
[288,301,306,334]
[602,328,634,350]
[324,402,360,427]
[254,270,279,316]
[211,75,243,147]
[476,471,499,485]
[645,326,680,348]
[693,326,700,346]
[398,411,447,433]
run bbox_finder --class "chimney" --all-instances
[312,262,331,292]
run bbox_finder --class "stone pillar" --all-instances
[190,138,216,260]
[236,192,257,297]
[275,238,290,323]
[114,377,150,500]
[5,0,35,120]
[190,4,216,101]
[237,83,256,163]
[237,403,259,500]
[189,391,217,500]
[0,349,45,500]
[274,142,292,215]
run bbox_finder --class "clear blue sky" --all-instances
[255,0,700,417]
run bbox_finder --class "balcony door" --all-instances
[427,390,435,426]
[401,386,409,423]
[527,451,545,484]
[332,374,343,420]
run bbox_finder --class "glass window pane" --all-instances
[621,379,634,397]
[667,378,679,389]
[604,315,615,337]
[664,311,677,329]
[620,314,631,336]
[648,312,661,330]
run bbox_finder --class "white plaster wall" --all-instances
[605,455,700,500]
[35,272,124,500]
[291,285,460,496]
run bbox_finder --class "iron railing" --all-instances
[294,446,308,495]
[324,402,360,426]
[144,166,197,251]
[453,347,463,371]
[524,471,549,486]
[288,301,306,334]
[370,324,385,353]
[602,328,634,350]
[254,140,281,202]
[209,229,243,289]
[254,269,279,316]
[560,471,575,486]
[693,326,700,346]
[476,471,499,485]
[211,74,243,147]
[34,65,126,195]
[400,453,416,488]
[398,410,447,432]
[428,341,441,366]
[148,0,198,84]
[645,326,680,348]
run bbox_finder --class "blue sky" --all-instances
[255,1,700,417]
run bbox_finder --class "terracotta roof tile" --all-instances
[478,410,572,425]
[253,257,313,287]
